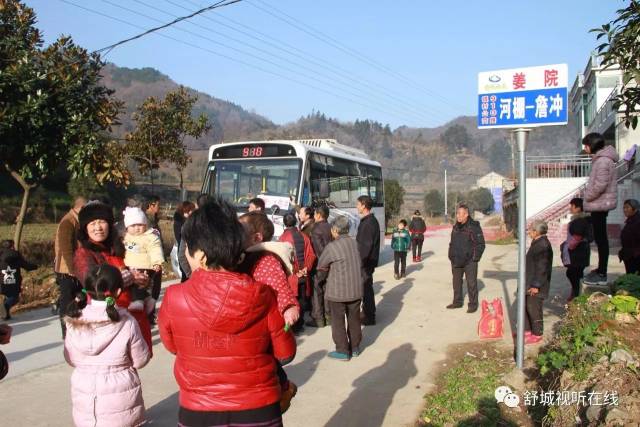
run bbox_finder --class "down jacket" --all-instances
[526,235,554,299]
[448,219,486,267]
[584,145,619,212]
[64,302,151,427]
[158,269,296,412]
[409,216,427,241]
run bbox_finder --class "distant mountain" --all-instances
[102,64,276,149]
[102,64,580,191]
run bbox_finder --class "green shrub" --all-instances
[612,274,640,298]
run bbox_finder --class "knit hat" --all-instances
[123,206,148,228]
[78,202,114,232]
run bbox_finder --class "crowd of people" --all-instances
[2,191,417,426]
[3,131,640,425]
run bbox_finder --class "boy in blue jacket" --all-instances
[391,220,411,279]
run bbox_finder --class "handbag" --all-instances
[478,298,504,339]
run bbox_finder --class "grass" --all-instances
[420,344,518,427]
[0,223,58,243]
[486,235,517,246]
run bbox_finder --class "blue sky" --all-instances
[27,0,620,129]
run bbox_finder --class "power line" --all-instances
[248,0,466,113]
[17,0,245,86]
[92,0,243,53]
[116,0,437,125]
[168,0,452,125]
[60,0,428,124]
[125,0,444,122]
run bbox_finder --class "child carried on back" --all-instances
[122,207,164,314]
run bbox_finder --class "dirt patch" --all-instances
[417,341,538,427]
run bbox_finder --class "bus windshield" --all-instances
[210,158,302,210]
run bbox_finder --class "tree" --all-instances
[488,139,512,175]
[593,1,640,129]
[441,124,472,153]
[466,188,495,215]
[383,179,405,229]
[0,0,128,248]
[126,87,210,191]
[423,189,444,217]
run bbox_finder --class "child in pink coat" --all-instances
[64,264,151,427]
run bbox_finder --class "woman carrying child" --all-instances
[73,202,153,351]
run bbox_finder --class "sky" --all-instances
[26,0,621,129]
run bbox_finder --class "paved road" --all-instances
[0,229,623,426]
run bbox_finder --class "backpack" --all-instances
[478,298,504,339]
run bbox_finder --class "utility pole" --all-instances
[514,128,530,370]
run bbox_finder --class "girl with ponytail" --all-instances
[64,264,151,427]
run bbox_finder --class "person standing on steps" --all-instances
[54,196,86,337]
[409,210,427,262]
[356,195,380,325]
[619,199,640,274]
[447,204,485,313]
[561,198,592,302]
[307,205,333,328]
[581,133,619,286]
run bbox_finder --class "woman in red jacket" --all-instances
[72,202,153,350]
[159,199,296,427]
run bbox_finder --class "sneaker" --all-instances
[352,348,361,357]
[525,334,543,345]
[512,330,532,338]
[280,381,298,414]
[328,351,350,361]
[467,305,478,313]
[446,303,463,309]
[394,274,400,280]
[413,257,418,263]
[583,271,607,286]
[401,273,406,279]
[417,256,422,262]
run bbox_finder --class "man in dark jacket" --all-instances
[447,204,485,313]
[409,210,427,262]
[524,220,553,344]
[619,199,640,274]
[356,195,380,325]
[307,205,333,327]
[298,207,315,237]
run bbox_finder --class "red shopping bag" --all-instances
[478,298,504,339]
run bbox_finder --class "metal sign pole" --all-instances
[515,128,529,369]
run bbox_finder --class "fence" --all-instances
[526,155,592,178]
